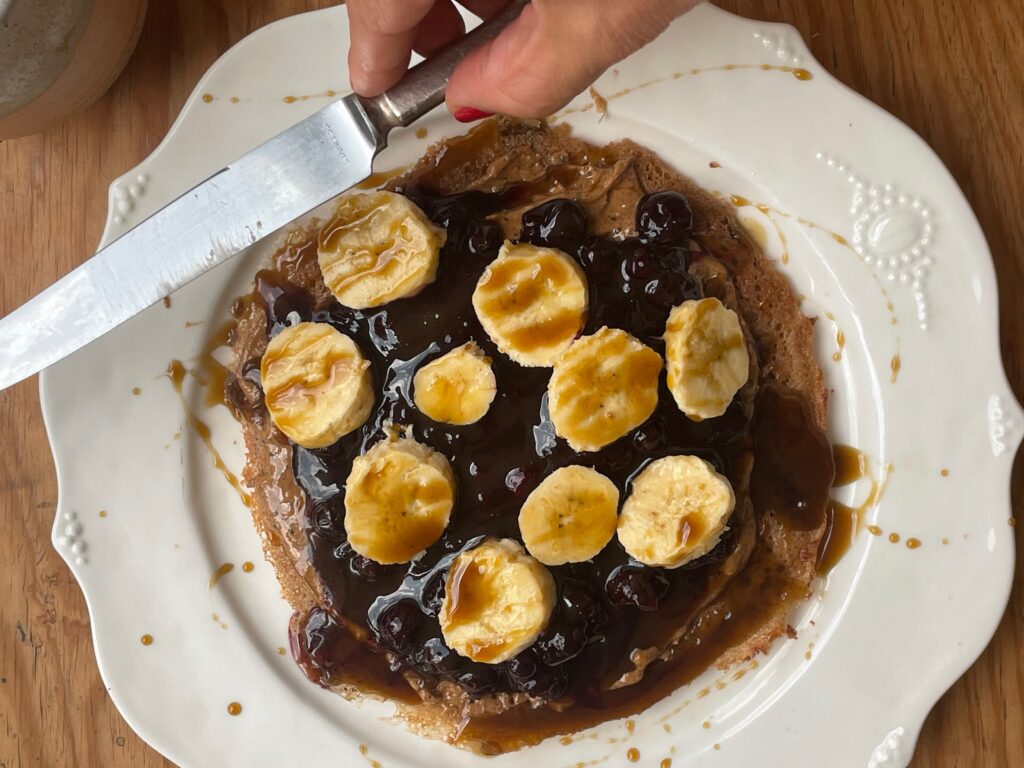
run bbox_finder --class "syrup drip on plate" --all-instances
[816,445,895,573]
[166,360,252,507]
[728,195,901,352]
[558,64,813,117]
[208,562,234,589]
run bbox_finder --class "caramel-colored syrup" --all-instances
[739,207,790,266]
[832,329,845,362]
[626,747,640,762]
[890,354,901,383]
[728,195,900,333]
[833,445,869,487]
[283,90,338,105]
[198,319,238,409]
[208,562,234,589]
[475,253,586,356]
[816,446,890,573]
[166,360,252,507]
[264,357,350,414]
[140,634,153,646]
[558,64,813,117]
[817,501,857,574]
[242,561,254,573]
[227,702,242,716]
[356,166,408,190]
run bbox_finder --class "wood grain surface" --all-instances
[0,1,1020,765]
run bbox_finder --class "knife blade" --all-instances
[0,0,528,392]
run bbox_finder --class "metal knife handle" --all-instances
[359,0,529,135]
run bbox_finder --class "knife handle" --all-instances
[359,0,530,134]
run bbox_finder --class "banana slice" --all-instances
[260,322,374,448]
[519,466,619,565]
[547,327,663,452]
[344,433,455,564]
[317,190,446,309]
[664,298,749,421]
[440,539,556,664]
[472,241,588,367]
[617,455,734,568]
[412,342,497,425]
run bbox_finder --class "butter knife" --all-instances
[0,0,528,391]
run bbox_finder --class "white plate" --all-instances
[41,5,1021,767]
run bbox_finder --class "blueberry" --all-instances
[308,497,345,543]
[678,271,704,302]
[636,191,694,245]
[578,236,619,274]
[622,245,658,282]
[563,581,607,630]
[598,441,634,474]
[656,245,691,273]
[372,599,422,652]
[605,565,670,611]
[520,199,588,252]
[429,195,473,233]
[505,650,539,680]
[430,191,493,242]
[535,581,606,665]
[505,651,568,699]
[295,608,359,684]
[633,418,666,452]
[415,636,461,674]
[534,629,584,666]
[467,221,504,255]
[452,665,499,697]
[341,548,394,581]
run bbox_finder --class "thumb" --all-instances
[446,0,696,119]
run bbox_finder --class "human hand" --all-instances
[344,0,698,121]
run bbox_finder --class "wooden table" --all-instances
[0,1,1020,765]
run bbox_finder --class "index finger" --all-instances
[346,0,436,96]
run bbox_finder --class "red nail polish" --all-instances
[453,107,493,123]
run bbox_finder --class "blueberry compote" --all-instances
[236,166,832,749]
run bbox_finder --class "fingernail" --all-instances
[453,107,493,123]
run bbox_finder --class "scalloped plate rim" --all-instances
[37,4,1022,766]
